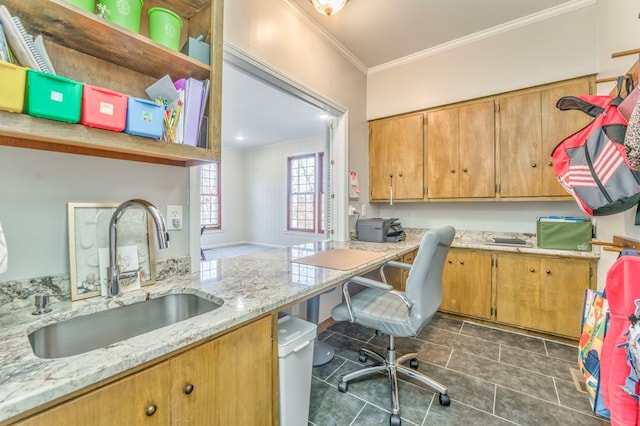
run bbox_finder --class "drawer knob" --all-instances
[531,162,537,168]
[459,260,464,265]
[546,269,551,275]
[448,259,453,264]
[463,168,468,173]
[184,384,194,394]
[529,267,535,272]
[145,404,157,416]
[450,169,456,174]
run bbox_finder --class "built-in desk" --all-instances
[0,228,598,424]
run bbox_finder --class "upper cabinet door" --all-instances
[427,100,495,199]
[369,113,424,201]
[458,100,495,198]
[498,91,542,197]
[541,79,592,196]
[427,107,459,198]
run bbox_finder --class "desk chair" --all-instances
[331,226,455,426]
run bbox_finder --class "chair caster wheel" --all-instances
[358,351,368,363]
[338,381,348,393]
[409,358,419,369]
[439,393,450,406]
[389,413,401,426]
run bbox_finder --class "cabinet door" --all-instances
[369,113,424,201]
[541,79,592,196]
[171,315,274,425]
[459,100,496,198]
[427,108,459,198]
[537,257,593,338]
[16,363,171,426]
[369,119,395,200]
[495,253,594,338]
[498,92,542,197]
[426,101,495,199]
[391,113,425,200]
[440,249,493,319]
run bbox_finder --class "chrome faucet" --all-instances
[107,199,170,298]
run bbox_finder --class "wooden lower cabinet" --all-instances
[495,253,595,338]
[440,248,493,319]
[15,315,275,426]
[439,248,595,339]
[386,249,417,291]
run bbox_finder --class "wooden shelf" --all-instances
[3,0,211,82]
[0,112,213,166]
[0,0,223,167]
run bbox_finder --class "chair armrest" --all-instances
[341,276,411,323]
[380,260,411,283]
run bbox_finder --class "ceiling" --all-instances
[222,0,579,150]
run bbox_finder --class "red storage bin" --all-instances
[81,85,128,131]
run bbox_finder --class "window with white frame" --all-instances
[287,152,324,233]
[200,162,221,229]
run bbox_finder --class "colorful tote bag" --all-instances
[578,288,611,419]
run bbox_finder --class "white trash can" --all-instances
[278,315,317,426]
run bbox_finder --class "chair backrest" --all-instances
[404,226,455,333]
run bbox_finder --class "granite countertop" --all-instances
[0,228,599,423]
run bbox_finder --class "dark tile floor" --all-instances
[309,316,610,426]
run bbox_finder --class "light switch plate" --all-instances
[167,205,183,230]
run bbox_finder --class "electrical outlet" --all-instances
[361,204,367,217]
[166,205,183,231]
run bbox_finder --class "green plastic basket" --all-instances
[148,7,183,51]
[101,0,144,33]
[64,0,95,12]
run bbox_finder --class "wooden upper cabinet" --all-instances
[540,79,593,196]
[498,76,593,198]
[0,0,223,167]
[498,91,543,197]
[426,100,495,198]
[369,113,424,201]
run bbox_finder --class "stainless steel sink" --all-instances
[28,293,223,359]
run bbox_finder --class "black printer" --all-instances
[356,218,406,243]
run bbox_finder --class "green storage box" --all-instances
[26,70,83,124]
[536,219,593,251]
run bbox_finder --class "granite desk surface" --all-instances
[0,228,599,423]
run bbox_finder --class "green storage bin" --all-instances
[536,219,593,251]
[26,70,83,124]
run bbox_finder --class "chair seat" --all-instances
[331,287,415,337]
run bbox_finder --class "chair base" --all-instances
[337,337,449,425]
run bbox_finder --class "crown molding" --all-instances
[279,0,369,74]
[369,0,597,75]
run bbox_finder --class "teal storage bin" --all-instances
[25,70,82,124]
[125,97,165,139]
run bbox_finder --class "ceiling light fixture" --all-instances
[310,0,348,16]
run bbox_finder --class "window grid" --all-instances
[200,162,221,229]
[287,154,319,232]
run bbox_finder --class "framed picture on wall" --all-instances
[67,202,156,301]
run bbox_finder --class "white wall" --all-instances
[592,0,640,289]
[0,146,189,282]
[201,146,247,248]
[244,135,325,246]
[204,134,326,248]
[367,3,598,119]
